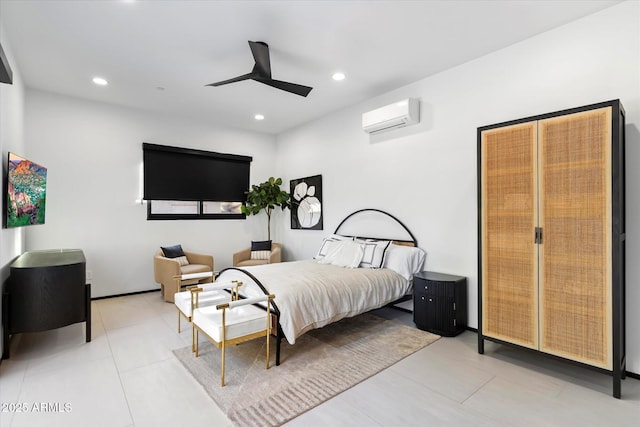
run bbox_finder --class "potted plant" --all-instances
[241,177,291,241]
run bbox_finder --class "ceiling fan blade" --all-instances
[248,41,271,78]
[206,41,312,96]
[255,78,313,97]
[206,72,255,87]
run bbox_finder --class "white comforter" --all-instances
[216,260,411,344]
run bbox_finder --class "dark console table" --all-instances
[2,249,91,359]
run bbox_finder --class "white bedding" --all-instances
[216,260,411,344]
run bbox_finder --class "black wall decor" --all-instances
[0,42,13,85]
[290,175,323,230]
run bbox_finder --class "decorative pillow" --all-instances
[314,234,352,260]
[356,239,391,269]
[161,244,185,258]
[251,240,272,251]
[318,239,364,268]
[161,244,189,266]
[251,250,271,260]
[174,256,189,266]
[250,240,272,260]
[382,244,426,280]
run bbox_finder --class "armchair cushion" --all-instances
[180,263,212,275]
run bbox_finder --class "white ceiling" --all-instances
[0,0,622,134]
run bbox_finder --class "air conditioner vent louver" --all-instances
[362,98,419,134]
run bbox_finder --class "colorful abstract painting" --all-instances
[6,153,47,227]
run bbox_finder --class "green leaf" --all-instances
[242,176,291,231]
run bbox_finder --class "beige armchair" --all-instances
[233,243,282,267]
[154,250,214,302]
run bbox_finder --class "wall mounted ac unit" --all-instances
[362,98,419,134]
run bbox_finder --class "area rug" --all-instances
[173,313,440,427]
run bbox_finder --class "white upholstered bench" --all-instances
[173,276,244,351]
[192,293,275,386]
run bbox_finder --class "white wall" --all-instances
[276,2,640,373]
[0,27,26,357]
[24,90,277,298]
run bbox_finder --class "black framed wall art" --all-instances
[290,175,323,230]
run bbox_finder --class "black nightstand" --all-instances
[413,271,467,336]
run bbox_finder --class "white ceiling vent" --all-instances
[362,98,419,134]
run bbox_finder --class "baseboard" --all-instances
[91,288,159,300]
[627,371,640,380]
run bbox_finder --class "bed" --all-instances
[215,209,426,365]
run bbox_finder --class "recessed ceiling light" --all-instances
[254,114,265,121]
[332,72,346,81]
[92,77,108,86]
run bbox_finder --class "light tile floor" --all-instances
[0,291,638,427]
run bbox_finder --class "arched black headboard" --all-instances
[333,208,418,246]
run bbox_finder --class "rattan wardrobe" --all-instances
[477,100,626,398]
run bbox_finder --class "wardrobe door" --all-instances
[481,122,538,349]
[538,107,612,369]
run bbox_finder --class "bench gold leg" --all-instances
[221,309,226,386]
[221,341,226,387]
[195,329,199,357]
[191,323,195,352]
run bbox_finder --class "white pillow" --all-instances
[318,239,364,268]
[356,239,391,269]
[382,244,426,280]
[314,234,352,260]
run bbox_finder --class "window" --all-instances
[147,200,244,220]
[142,143,251,220]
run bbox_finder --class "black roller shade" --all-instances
[143,143,252,201]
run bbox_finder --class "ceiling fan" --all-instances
[206,41,313,97]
